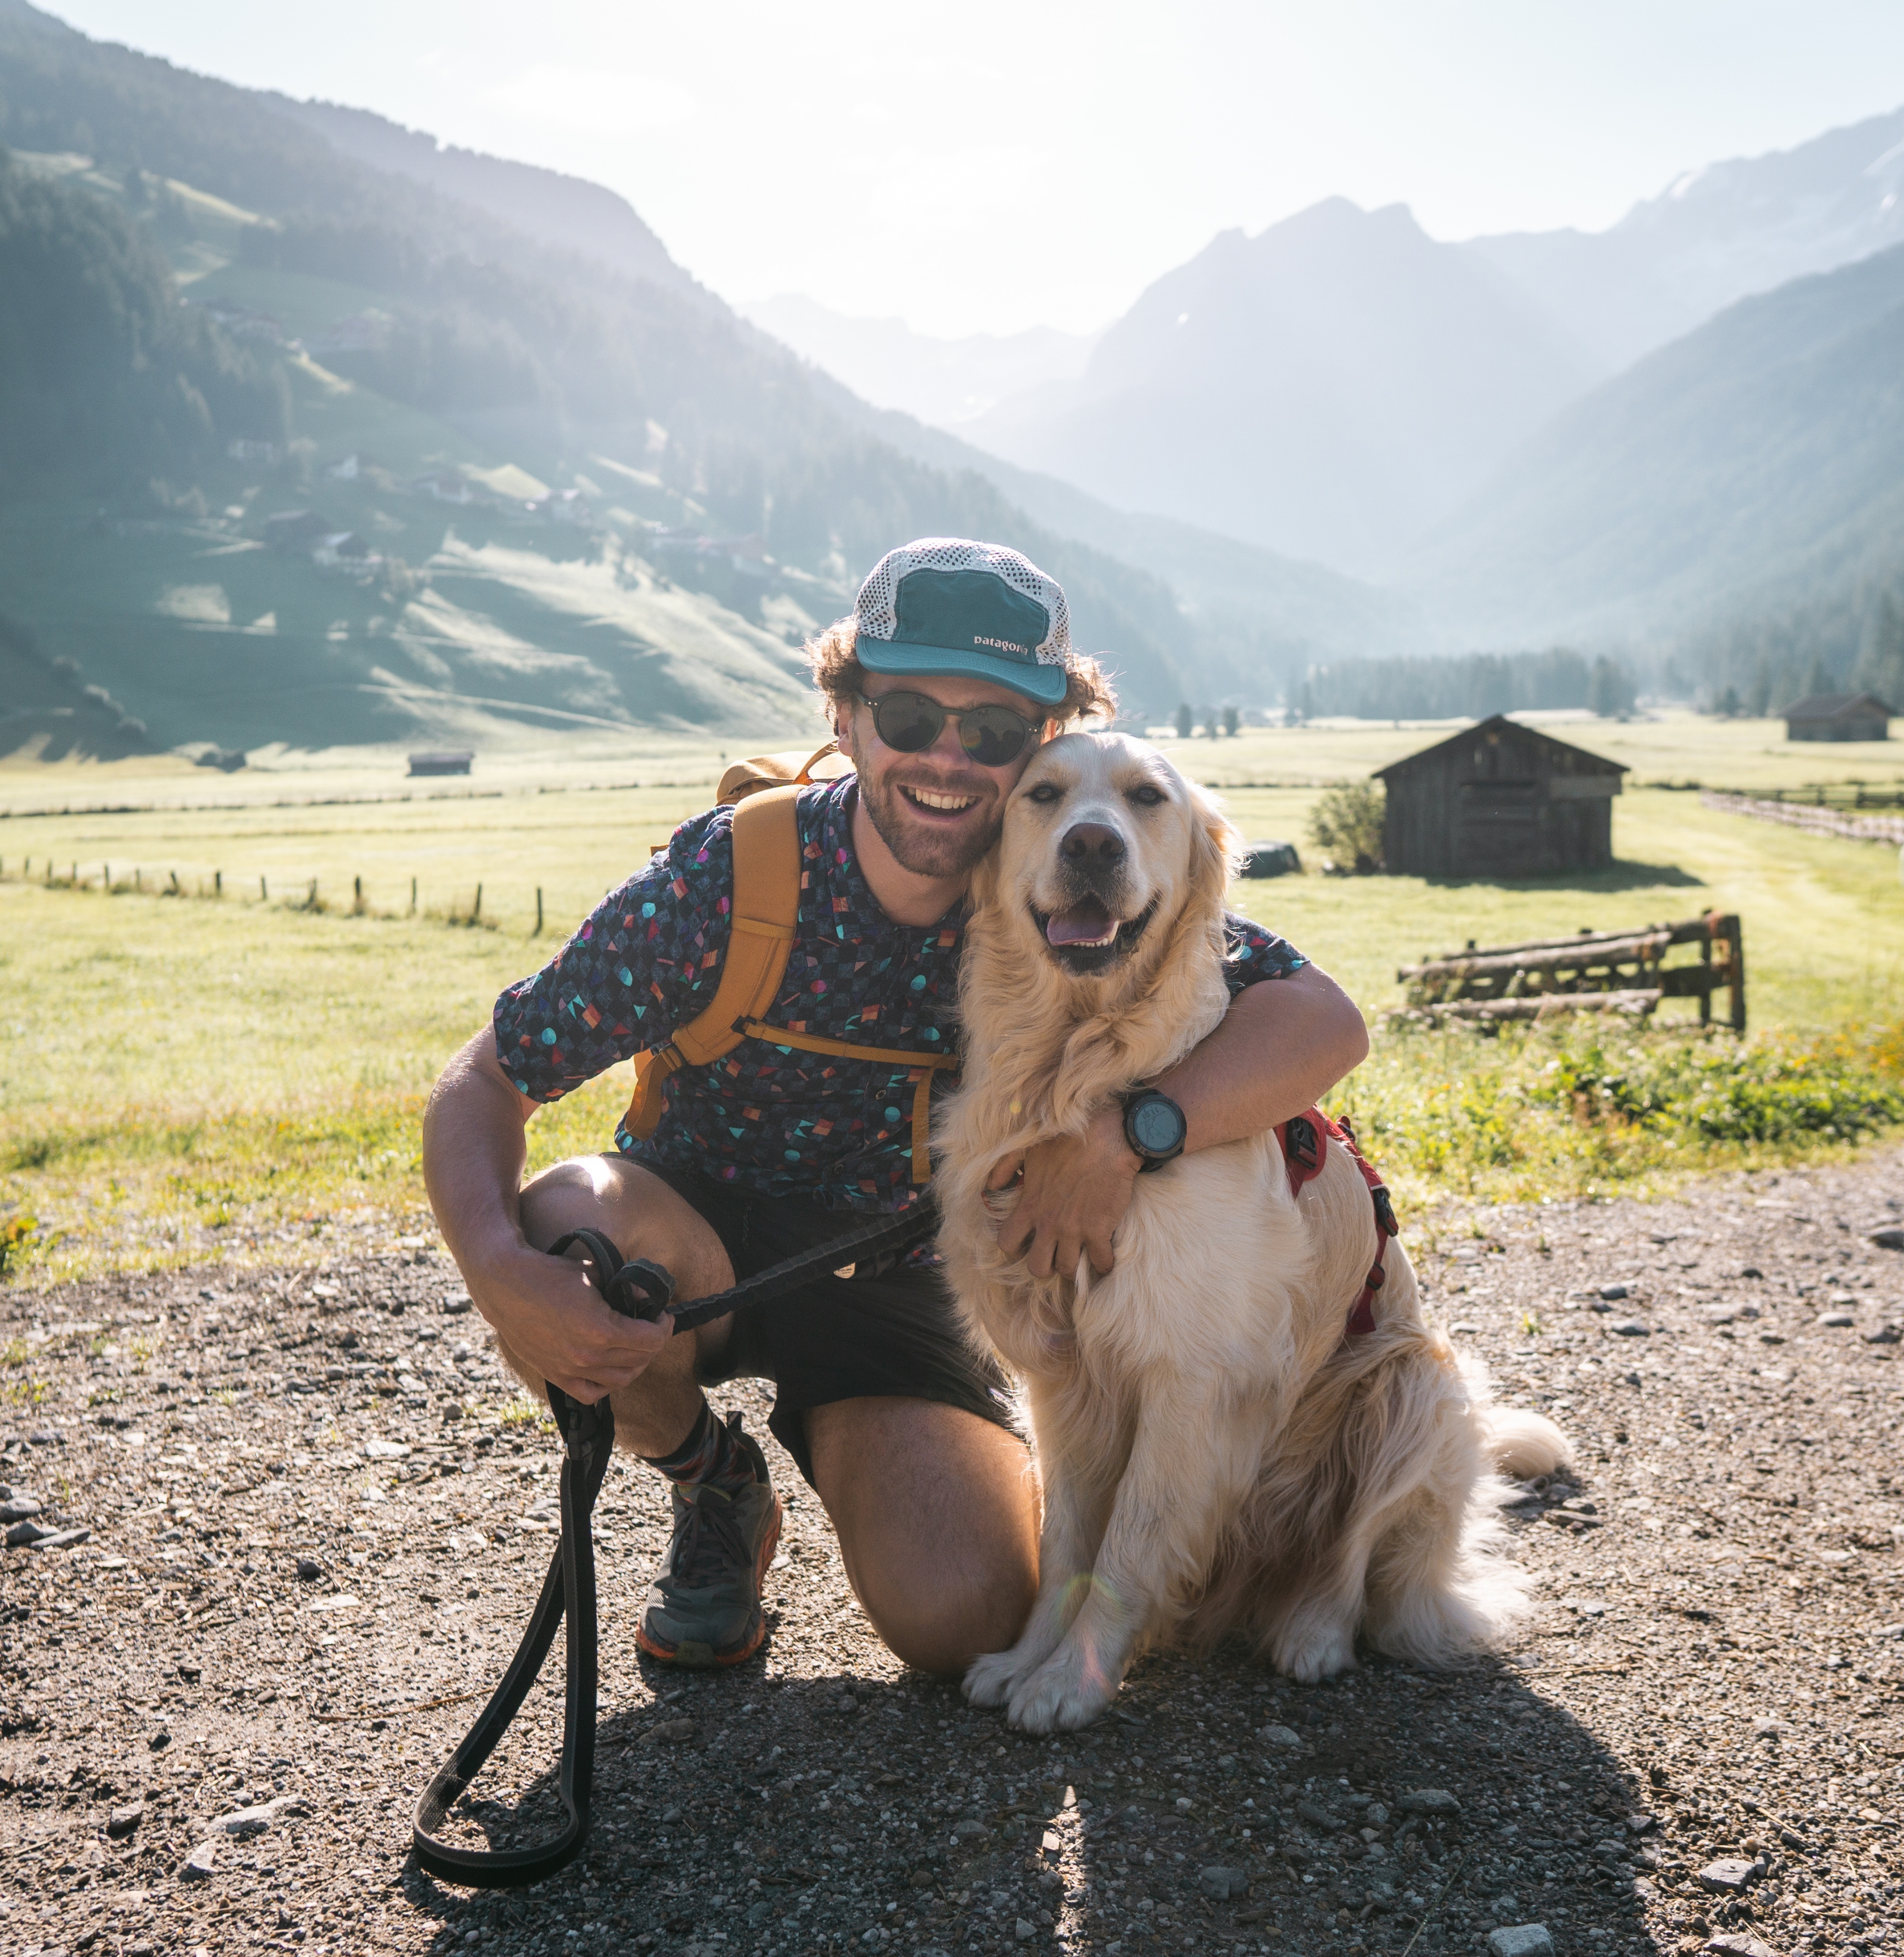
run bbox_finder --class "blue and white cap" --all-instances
[853,538,1071,708]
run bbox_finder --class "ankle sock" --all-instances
[641,1399,756,1494]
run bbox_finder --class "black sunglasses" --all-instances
[856,690,1043,767]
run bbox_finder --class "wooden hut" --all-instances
[1374,715,1627,878]
[1782,692,1894,742]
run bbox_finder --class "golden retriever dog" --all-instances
[936,732,1569,1734]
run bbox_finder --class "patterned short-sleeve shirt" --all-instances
[494,775,1305,1212]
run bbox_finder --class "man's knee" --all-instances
[861,1551,1035,1675]
[518,1154,734,1298]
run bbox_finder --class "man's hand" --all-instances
[478,1244,676,1403]
[990,1106,1141,1280]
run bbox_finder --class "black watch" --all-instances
[1121,1089,1187,1173]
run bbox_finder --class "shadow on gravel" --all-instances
[401,1640,1686,1957]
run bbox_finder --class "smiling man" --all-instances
[423,538,1367,1678]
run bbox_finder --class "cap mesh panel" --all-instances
[855,538,1069,674]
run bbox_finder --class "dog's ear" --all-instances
[1185,782,1243,920]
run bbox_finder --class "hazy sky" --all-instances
[44,1,1904,337]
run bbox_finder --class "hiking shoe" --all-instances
[636,1414,781,1668]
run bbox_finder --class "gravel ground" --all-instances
[3,1151,1901,1957]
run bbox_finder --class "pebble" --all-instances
[651,1718,695,1744]
[180,1840,218,1882]
[1817,1311,1856,1327]
[1597,1283,1630,1300]
[952,1819,989,1841]
[107,1802,144,1839]
[1397,1789,1461,1816]
[1867,1224,1904,1250]
[209,1795,309,1837]
[0,1493,42,1523]
[1862,1323,1902,1344]
[1703,1935,1776,1957]
[1198,1866,1249,1900]
[363,1439,411,1459]
[1014,1919,1034,1942]
[295,1557,324,1581]
[1698,1857,1758,1892]
[1608,1320,1650,1337]
[1257,1723,1301,1749]
[1486,1928,1554,1957]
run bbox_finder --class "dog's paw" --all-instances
[1272,1620,1359,1686]
[1004,1641,1118,1734]
[963,1648,1030,1709]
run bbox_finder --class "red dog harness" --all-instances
[1274,1108,1400,1340]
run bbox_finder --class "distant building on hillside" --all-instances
[264,508,332,550]
[410,469,477,506]
[1782,692,1894,742]
[409,752,473,776]
[312,531,381,576]
[1374,715,1627,878]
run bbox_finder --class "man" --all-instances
[423,537,1368,1678]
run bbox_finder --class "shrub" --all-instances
[1308,781,1386,873]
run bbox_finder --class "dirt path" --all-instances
[3,1153,1901,1957]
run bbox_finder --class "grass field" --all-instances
[3,712,1902,1287]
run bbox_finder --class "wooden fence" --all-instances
[1702,790,1904,847]
[1395,912,1746,1031]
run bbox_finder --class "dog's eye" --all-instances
[1026,783,1063,805]
[1128,784,1167,807]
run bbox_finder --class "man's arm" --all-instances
[992,962,1370,1280]
[424,1030,670,1401]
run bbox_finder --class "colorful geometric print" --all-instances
[493,776,1306,1214]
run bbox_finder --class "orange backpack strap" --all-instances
[621,784,804,1143]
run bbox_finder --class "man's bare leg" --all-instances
[505,1155,1039,1674]
[508,1154,735,1455]
[809,1397,1039,1676]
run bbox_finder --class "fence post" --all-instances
[134,868,141,892]
[535,887,543,936]
[215,870,222,897]
[473,882,483,923]
[308,878,318,910]
[261,874,268,903]
[354,875,363,912]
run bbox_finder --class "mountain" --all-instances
[1403,241,1904,667]
[1468,104,1904,375]
[267,95,698,304]
[0,0,1413,756]
[741,295,1098,427]
[957,198,1600,575]
[766,109,1904,583]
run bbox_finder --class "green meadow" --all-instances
[3,712,1902,1289]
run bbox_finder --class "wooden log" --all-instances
[1395,989,1663,1026]
[1399,929,1677,987]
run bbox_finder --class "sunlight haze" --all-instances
[41,0,1904,336]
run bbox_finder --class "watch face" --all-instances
[1130,1096,1184,1155]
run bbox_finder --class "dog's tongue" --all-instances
[1046,898,1120,947]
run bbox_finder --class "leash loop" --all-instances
[412,1199,939,1888]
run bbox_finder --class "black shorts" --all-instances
[642,1166,1018,1488]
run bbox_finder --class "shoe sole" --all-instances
[636,1490,783,1670]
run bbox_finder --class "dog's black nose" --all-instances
[1061,822,1126,866]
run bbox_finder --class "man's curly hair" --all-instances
[804,617,1117,729]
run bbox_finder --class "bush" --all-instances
[1308,781,1385,873]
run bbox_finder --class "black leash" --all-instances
[411,1194,939,1889]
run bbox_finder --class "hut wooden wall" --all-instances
[1380,722,1621,877]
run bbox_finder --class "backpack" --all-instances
[619,739,958,1183]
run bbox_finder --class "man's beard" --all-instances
[857,767,1004,879]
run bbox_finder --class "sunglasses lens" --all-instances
[870,693,943,753]
[959,710,1031,767]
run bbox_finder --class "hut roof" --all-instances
[1782,691,1896,722]
[1372,714,1629,783]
